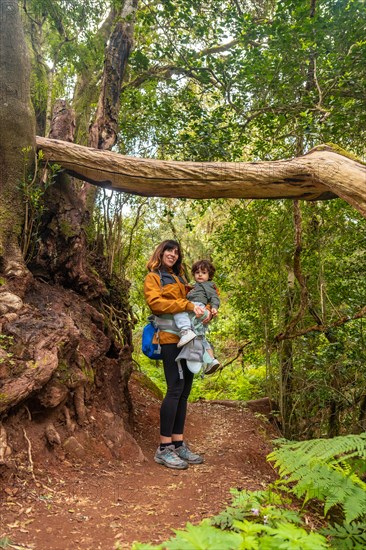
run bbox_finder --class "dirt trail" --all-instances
[0,375,277,550]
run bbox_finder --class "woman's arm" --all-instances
[144,272,195,315]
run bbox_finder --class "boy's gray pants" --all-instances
[173,302,208,336]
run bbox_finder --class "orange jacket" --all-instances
[144,270,195,344]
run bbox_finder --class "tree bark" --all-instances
[35,138,366,218]
[0,0,35,277]
[89,0,138,151]
[33,100,107,299]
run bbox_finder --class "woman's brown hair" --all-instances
[146,240,184,276]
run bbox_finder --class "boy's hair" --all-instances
[191,259,216,280]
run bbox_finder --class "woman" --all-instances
[144,239,210,469]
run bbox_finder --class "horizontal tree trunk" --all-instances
[36,138,366,217]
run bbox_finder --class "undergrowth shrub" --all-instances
[134,350,266,403]
[189,363,266,402]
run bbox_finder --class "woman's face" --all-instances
[162,247,179,268]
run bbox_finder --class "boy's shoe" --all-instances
[175,442,204,464]
[204,359,220,375]
[177,329,196,348]
[154,445,188,469]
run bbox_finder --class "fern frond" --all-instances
[269,432,366,472]
[321,521,366,549]
[268,433,366,522]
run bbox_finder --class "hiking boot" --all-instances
[175,442,204,464]
[204,359,220,375]
[177,329,196,348]
[154,445,188,469]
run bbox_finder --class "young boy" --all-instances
[173,259,220,374]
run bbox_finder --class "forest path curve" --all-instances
[0,374,277,550]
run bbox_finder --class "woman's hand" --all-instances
[192,305,213,324]
[202,309,212,324]
[193,304,205,317]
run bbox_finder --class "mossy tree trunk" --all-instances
[0,0,35,278]
[32,99,107,299]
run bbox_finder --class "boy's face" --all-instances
[193,268,209,283]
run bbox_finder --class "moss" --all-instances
[82,365,95,384]
[57,360,71,382]
[59,219,75,239]
[58,359,69,372]
[0,334,13,350]
[132,371,164,400]
[0,277,6,285]
[0,393,8,402]
[311,143,365,165]
[89,266,100,278]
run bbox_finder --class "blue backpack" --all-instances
[142,321,162,360]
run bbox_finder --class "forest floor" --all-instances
[0,372,278,550]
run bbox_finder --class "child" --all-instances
[174,259,220,374]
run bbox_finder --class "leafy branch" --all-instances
[276,305,366,342]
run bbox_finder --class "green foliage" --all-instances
[133,353,167,395]
[120,0,366,160]
[234,519,329,549]
[212,195,366,437]
[212,488,300,531]
[189,364,266,402]
[118,0,366,441]
[131,195,366,438]
[133,347,267,403]
[131,516,328,550]
[132,435,366,549]
[166,520,242,549]
[268,433,366,522]
[213,435,366,547]
[19,148,60,263]
[131,520,242,549]
[25,0,109,95]
[321,521,366,549]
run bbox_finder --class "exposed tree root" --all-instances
[22,428,35,480]
[73,385,87,426]
[0,424,12,463]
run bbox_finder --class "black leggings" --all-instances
[160,344,194,437]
